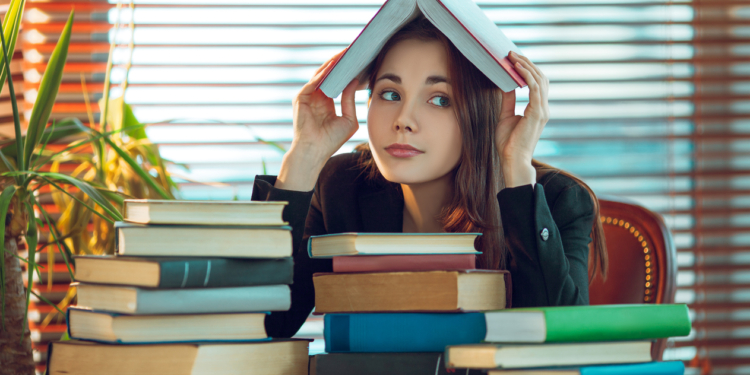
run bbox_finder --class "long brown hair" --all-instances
[355,16,607,281]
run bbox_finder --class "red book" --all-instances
[332,254,476,273]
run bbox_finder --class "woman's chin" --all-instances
[380,167,440,185]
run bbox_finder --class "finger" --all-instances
[513,57,544,91]
[500,89,516,121]
[514,62,542,115]
[509,52,543,81]
[340,78,359,124]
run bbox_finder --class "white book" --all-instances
[317,0,525,98]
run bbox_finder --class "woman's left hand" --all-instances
[495,51,550,188]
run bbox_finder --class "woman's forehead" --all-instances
[377,38,450,81]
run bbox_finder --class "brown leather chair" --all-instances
[588,195,678,361]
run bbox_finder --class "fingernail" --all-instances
[515,62,521,68]
[510,51,517,56]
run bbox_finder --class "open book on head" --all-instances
[317,0,527,98]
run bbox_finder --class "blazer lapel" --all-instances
[357,179,404,233]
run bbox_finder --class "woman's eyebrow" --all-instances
[426,75,450,85]
[375,73,401,84]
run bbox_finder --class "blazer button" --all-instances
[540,228,549,241]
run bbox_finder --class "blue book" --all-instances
[488,361,685,375]
[324,313,486,352]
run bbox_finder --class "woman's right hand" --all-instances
[275,50,361,191]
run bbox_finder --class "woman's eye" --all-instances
[380,91,400,101]
[429,96,450,107]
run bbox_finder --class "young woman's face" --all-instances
[367,38,462,185]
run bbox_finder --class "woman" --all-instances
[251,17,607,338]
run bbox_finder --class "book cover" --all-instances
[487,361,685,375]
[66,307,271,344]
[445,341,653,369]
[316,0,526,98]
[123,199,287,226]
[332,254,476,273]
[311,352,485,375]
[313,270,511,313]
[45,339,310,375]
[115,222,293,258]
[484,304,691,343]
[308,232,480,258]
[74,256,293,288]
[324,313,486,353]
[74,283,291,315]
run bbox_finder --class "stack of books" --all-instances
[308,233,692,374]
[44,200,310,375]
[443,304,691,374]
[308,232,510,374]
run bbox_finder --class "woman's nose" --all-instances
[393,102,418,133]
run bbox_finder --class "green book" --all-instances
[484,304,690,343]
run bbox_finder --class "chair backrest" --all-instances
[588,196,678,359]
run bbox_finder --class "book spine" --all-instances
[324,313,486,353]
[135,285,291,314]
[332,254,476,273]
[580,361,685,375]
[544,304,691,342]
[158,257,294,288]
[314,353,486,375]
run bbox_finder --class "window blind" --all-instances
[23,0,750,372]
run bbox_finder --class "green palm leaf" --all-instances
[0,0,24,98]
[23,10,74,169]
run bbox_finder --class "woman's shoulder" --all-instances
[537,170,595,214]
[316,152,383,195]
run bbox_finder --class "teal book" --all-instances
[487,361,685,375]
[325,313,486,353]
[484,304,690,343]
[74,255,293,288]
[66,307,271,344]
[308,232,481,258]
[74,282,291,315]
[115,222,292,258]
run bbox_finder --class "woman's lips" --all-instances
[385,143,424,158]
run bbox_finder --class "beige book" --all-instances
[123,199,287,226]
[46,339,309,375]
[313,270,509,313]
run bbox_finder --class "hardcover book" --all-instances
[332,254,476,273]
[309,232,480,258]
[74,282,291,315]
[313,270,510,313]
[67,308,268,344]
[317,0,526,98]
[310,353,485,375]
[74,256,294,288]
[324,313,485,353]
[487,361,685,375]
[115,222,292,258]
[45,339,310,375]
[445,341,652,370]
[484,304,691,343]
[123,199,287,226]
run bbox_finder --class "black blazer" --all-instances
[251,152,595,338]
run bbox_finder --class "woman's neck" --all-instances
[401,173,454,233]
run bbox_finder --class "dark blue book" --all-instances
[324,313,485,353]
